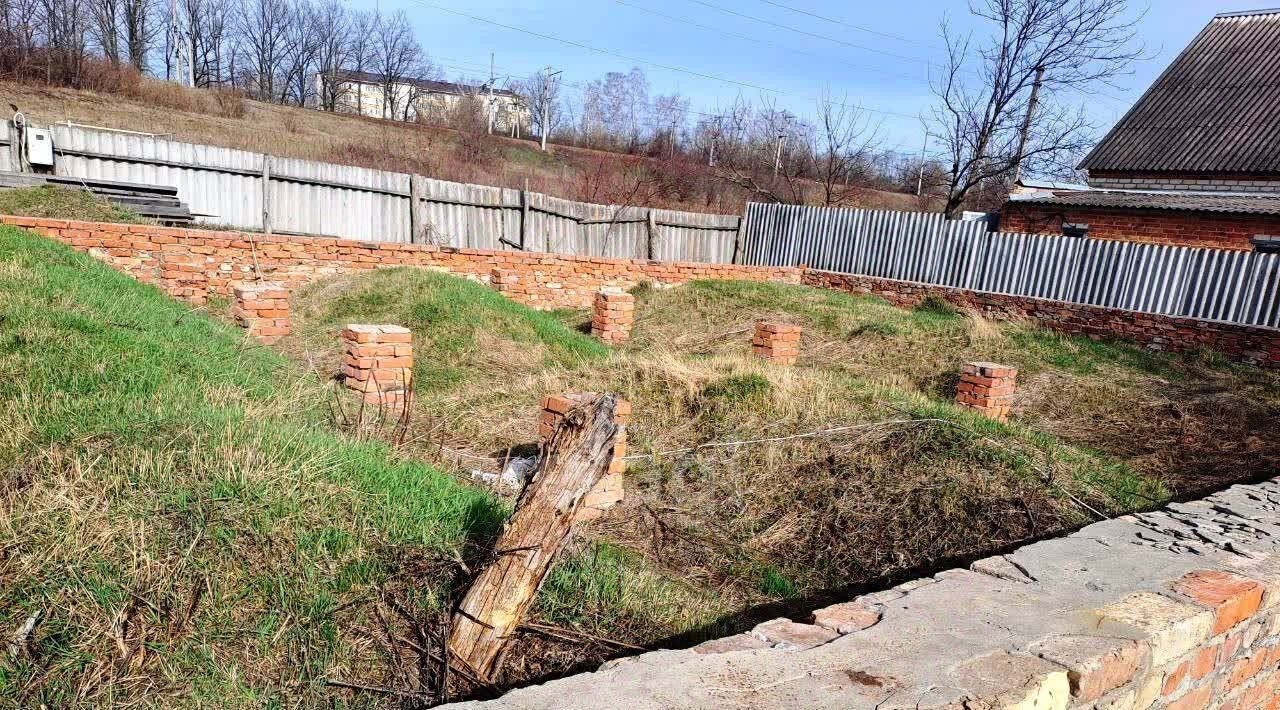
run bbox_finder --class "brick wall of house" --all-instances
[1087,171,1280,194]
[1000,202,1280,250]
[0,216,800,309]
[4,215,1279,368]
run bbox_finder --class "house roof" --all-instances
[1079,8,1280,175]
[1009,189,1280,217]
[326,70,521,99]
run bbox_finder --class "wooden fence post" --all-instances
[731,213,746,265]
[261,155,272,235]
[519,188,530,251]
[646,207,658,260]
[446,394,622,682]
[409,175,422,244]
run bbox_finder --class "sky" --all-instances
[350,0,1280,159]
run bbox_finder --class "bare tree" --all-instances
[814,90,882,206]
[518,68,562,144]
[372,9,421,119]
[236,0,291,100]
[279,0,319,104]
[312,0,351,110]
[120,0,153,70]
[930,0,1144,216]
[87,0,121,64]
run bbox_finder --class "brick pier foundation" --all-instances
[340,325,414,407]
[231,281,290,344]
[955,361,1017,421]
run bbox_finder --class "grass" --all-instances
[0,185,146,223]
[280,267,1280,681]
[0,227,503,705]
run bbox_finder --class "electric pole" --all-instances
[773,130,785,176]
[1012,66,1045,184]
[916,132,930,196]
[487,52,496,135]
[539,66,561,152]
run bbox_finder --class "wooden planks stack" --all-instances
[0,171,195,224]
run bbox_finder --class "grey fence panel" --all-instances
[741,202,1280,330]
[6,122,740,255]
[0,122,13,172]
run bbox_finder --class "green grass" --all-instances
[0,227,502,706]
[0,185,147,223]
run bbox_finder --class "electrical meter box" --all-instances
[24,128,54,167]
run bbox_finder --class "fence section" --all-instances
[740,202,1280,329]
[13,121,737,259]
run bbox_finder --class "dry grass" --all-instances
[276,268,1280,685]
[0,80,924,214]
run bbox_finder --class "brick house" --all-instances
[1000,8,1280,251]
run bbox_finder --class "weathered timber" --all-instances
[446,393,622,682]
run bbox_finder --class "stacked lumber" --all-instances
[0,171,195,224]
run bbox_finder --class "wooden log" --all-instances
[446,393,622,682]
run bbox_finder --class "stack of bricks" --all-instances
[752,322,802,365]
[539,393,631,522]
[955,361,1017,421]
[231,281,291,344]
[339,324,414,406]
[591,287,635,344]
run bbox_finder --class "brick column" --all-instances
[340,325,413,406]
[753,322,802,365]
[591,287,635,344]
[956,361,1017,421]
[232,281,290,344]
[539,393,630,521]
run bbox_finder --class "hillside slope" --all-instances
[0,226,502,706]
[0,80,926,214]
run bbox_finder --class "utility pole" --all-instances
[1012,66,1045,184]
[487,52,496,135]
[916,132,930,196]
[773,130,785,176]
[539,66,561,152]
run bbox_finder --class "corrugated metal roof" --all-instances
[1011,189,1280,216]
[1080,9,1280,175]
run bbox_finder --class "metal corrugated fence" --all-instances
[20,122,739,258]
[740,202,1280,329]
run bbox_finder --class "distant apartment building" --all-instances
[1001,8,1280,251]
[315,70,530,133]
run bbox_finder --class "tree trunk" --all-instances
[446,394,622,682]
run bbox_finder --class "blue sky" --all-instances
[356,0,1280,156]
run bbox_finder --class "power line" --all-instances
[682,0,936,66]
[408,0,780,94]
[751,0,928,46]
[613,0,929,85]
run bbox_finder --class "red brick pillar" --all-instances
[591,287,635,344]
[753,322,802,365]
[539,393,630,521]
[232,281,290,344]
[956,362,1017,421]
[340,325,414,406]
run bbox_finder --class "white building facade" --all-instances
[315,71,530,133]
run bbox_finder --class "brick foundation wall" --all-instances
[802,270,1280,368]
[1000,202,1280,250]
[0,216,799,310]
[5,215,1278,369]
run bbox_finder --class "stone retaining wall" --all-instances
[450,478,1280,709]
[4,215,1278,368]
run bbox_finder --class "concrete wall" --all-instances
[448,477,1280,710]
[4,215,1278,368]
